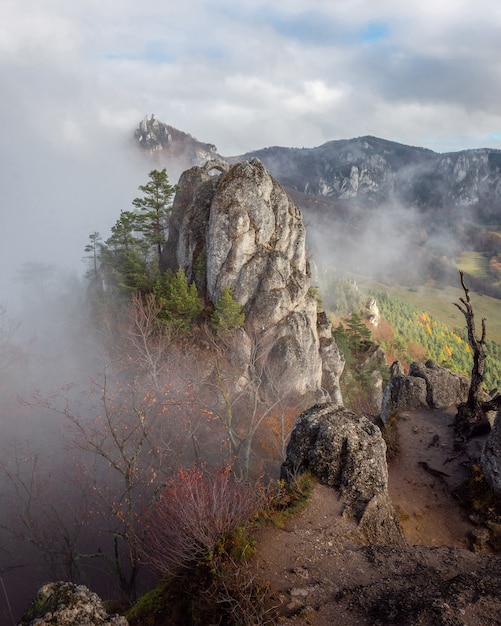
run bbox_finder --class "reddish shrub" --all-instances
[141,465,265,575]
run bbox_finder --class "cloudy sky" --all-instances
[2,0,501,306]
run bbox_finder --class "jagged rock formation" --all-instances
[281,403,405,546]
[18,582,128,626]
[164,159,344,401]
[481,410,501,496]
[135,114,220,169]
[381,359,470,424]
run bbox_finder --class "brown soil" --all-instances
[252,408,501,625]
[388,407,476,548]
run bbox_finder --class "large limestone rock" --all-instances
[164,159,344,400]
[481,410,501,496]
[281,403,405,546]
[408,360,470,408]
[381,359,470,423]
[18,582,128,626]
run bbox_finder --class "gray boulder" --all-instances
[281,403,405,546]
[481,410,501,496]
[18,582,128,626]
[164,159,344,401]
[409,360,470,409]
[381,359,470,424]
[380,374,428,424]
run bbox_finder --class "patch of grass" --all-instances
[125,579,172,626]
[259,473,315,528]
[220,525,256,563]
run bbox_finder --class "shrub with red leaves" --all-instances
[141,465,265,575]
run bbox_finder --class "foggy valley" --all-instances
[1,117,501,624]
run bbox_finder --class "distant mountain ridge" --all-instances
[134,116,501,294]
[136,116,501,222]
[238,136,501,223]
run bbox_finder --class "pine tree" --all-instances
[132,168,175,264]
[154,268,201,332]
[102,211,149,293]
[84,231,102,280]
[211,286,245,334]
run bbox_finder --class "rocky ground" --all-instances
[252,408,501,625]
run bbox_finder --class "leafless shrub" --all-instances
[203,555,278,626]
[141,465,266,575]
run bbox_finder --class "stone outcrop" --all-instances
[281,403,405,546]
[381,359,470,423]
[481,410,501,496]
[164,159,344,401]
[135,114,220,168]
[18,582,128,626]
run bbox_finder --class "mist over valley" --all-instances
[1,117,501,624]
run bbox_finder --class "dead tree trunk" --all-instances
[454,271,487,436]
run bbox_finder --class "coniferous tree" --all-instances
[84,231,102,280]
[132,168,175,265]
[211,286,245,334]
[154,268,202,332]
[102,211,149,293]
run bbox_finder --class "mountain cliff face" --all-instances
[136,117,501,292]
[163,159,344,402]
[239,136,501,220]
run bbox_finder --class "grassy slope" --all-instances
[457,252,490,279]
[363,280,501,345]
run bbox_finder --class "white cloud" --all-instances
[1,0,501,308]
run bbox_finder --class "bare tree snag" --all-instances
[454,271,489,438]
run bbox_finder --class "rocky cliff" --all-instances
[135,114,220,171]
[163,158,344,402]
[135,118,501,292]
[380,359,471,424]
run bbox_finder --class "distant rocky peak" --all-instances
[134,114,220,168]
[135,114,172,151]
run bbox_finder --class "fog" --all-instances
[0,104,174,620]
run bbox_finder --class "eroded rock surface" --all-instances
[481,410,501,496]
[18,582,128,626]
[281,403,405,546]
[164,159,344,400]
[381,359,470,423]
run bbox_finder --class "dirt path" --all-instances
[388,407,478,547]
[252,409,501,625]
